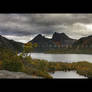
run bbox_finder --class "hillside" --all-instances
[73,35,92,48]
[0,35,23,52]
[30,32,76,52]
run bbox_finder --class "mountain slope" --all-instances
[52,32,76,46]
[73,35,92,48]
[29,32,76,51]
[0,35,23,52]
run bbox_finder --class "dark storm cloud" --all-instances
[0,14,92,42]
[25,14,92,25]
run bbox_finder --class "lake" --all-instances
[31,53,91,78]
[30,53,92,78]
[49,71,87,79]
[31,53,92,63]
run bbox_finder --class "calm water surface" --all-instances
[31,53,90,78]
[49,71,87,79]
[31,53,92,63]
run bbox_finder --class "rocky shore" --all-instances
[0,70,42,79]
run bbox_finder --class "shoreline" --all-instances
[0,60,92,79]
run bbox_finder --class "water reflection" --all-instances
[31,53,92,63]
[31,53,90,78]
[49,71,87,79]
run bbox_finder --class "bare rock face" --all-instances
[52,32,71,41]
[52,32,76,45]
[0,70,42,79]
[73,35,92,48]
[29,32,76,52]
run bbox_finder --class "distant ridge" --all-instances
[52,32,76,45]
[29,32,76,51]
[0,32,92,53]
[29,32,92,52]
[52,32,71,41]
[73,35,92,48]
[0,35,23,52]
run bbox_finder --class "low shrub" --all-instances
[2,59,24,72]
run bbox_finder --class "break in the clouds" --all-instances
[0,14,92,43]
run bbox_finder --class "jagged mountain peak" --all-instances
[31,34,49,43]
[37,34,43,37]
[54,32,66,35]
[34,34,46,39]
[52,32,71,41]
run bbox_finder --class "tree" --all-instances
[22,42,38,57]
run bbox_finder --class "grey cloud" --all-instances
[0,14,92,42]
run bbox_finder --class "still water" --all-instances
[31,53,91,78]
[49,71,87,79]
[31,53,92,63]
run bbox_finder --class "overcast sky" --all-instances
[0,14,92,43]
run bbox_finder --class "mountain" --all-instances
[31,34,51,44]
[0,35,23,52]
[73,35,92,48]
[52,32,71,41]
[30,32,76,51]
[52,32,76,46]
[30,34,55,51]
